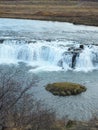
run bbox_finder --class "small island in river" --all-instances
[46,82,86,96]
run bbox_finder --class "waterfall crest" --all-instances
[0,39,98,72]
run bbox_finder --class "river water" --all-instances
[0,18,98,121]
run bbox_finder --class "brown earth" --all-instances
[0,0,98,26]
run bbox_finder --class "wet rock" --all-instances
[71,53,78,68]
[46,39,52,42]
[68,45,84,68]
[68,47,75,51]
[57,59,64,69]
[0,39,4,44]
[92,43,98,46]
[80,44,84,49]
[28,40,36,44]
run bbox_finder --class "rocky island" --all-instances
[46,82,86,96]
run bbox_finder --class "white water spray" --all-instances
[0,39,98,72]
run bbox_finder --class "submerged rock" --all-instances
[46,82,86,96]
[0,39,4,44]
[57,59,64,69]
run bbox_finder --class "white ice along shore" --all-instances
[0,18,98,72]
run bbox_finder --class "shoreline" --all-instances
[0,0,98,27]
[0,16,98,27]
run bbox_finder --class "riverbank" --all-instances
[0,0,98,26]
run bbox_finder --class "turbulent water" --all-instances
[0,18,98,120]
[0,39,98,72]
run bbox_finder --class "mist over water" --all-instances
[0,18,98,120]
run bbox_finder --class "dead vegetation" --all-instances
[0,0,98,26]
[0,65,98,130]
[0,66,58,130]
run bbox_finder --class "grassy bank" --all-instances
[0,0,98,26]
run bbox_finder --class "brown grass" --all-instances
[0,0,98,26]
[46,82,86,96]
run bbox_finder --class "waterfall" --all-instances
[0,39,98,72]
[75,47,94,72]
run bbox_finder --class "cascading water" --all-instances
[0,39,98,72]
[1,18,98,121]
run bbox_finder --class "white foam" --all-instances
[75,47,94,72]
[0,40,98,72]
[0,18,98,72]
